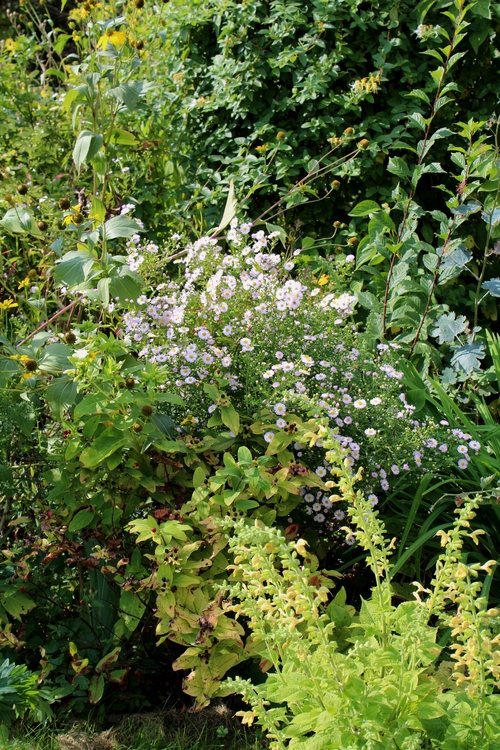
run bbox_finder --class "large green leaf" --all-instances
[53,251,94,288]
[45,376,77,419]
[73,130,104,171]
[79,427,130,469]
[68,509,95,532]
[103,216,144,240]
[38,344,72,374]
[0,208,42,236]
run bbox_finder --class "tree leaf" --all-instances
[68,509,95,532]
[348,200,381,217]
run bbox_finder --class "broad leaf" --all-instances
[451,342,486,373]
[103,216,143,240]
[482,278,500,297]
[431,312,468,345]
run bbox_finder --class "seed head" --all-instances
[141,404,153,417]
[331,180,341,190]
[333,220,341,228]
[58,197,71,210]
[72,213,84,225]
[343,127,354,135]
[17,184,28,195]
[24,358,37,373]
[358,138,370,150]
[132,422,143,433]
[125,377,135,390]
[134,0,145,7]
[28,269,37,279]
[135,40,144,50]
[64,332,77,345]
[37,220,48,231]
[276,131,286,140]
[348,237,359,246]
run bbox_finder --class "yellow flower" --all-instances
[318,273,329,286]
[18,277,31,290]
[0,299,18,310]
[97,31,127,50]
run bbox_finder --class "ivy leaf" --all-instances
[451,342,486,374]
[482,278,500,297]
[431,312,468,345]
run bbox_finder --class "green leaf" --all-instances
[3,592,36,620]
[220,403,240,435]
[215,180,237,233]
[79,427,129,469]
[418,699,447,720]
[68,509,95,533]
[88,674,105,705]
[73,130,103,172]
[1,208,42,236]
[266,432,294,455]
[387,156,410,180]
[431,312,468,345]
[483,278,500,297]
[118,590,147,635]
[45,376,77,420]
[53,250,93,288]
[234,498,259,510]
[109,129,138,146]
[38,343,72,373]
[451,343,486,374]
[90,196,106,222]
[95,647,121,674]
[237,446,253,464]
[348,200,381,217]
[103,216,144,240]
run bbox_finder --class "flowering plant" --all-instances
[116,221,477,536]
[221,438,500,749]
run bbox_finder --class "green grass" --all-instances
[6,709,267,750]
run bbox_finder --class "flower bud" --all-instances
[358,138,370,150]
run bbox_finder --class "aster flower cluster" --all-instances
[118,221,476,535]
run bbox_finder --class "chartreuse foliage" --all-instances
[221,430,500,750]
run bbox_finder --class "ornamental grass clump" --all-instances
[221,438,500,749]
